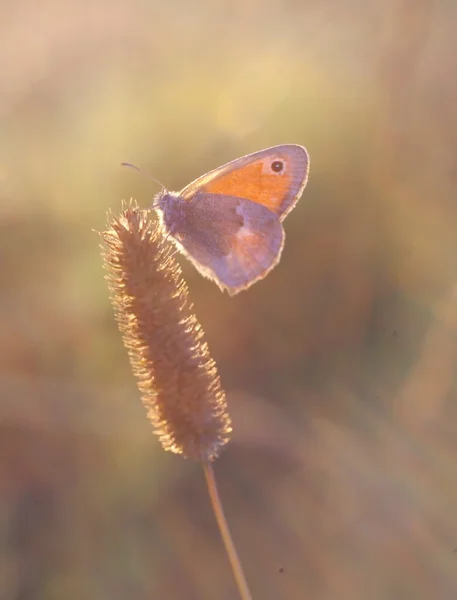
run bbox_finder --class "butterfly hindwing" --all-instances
[165,192,285,295]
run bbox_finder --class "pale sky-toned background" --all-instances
[2,1,457,598]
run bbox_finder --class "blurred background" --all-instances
[1,0,457,598]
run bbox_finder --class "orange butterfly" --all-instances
[129,145,309,295]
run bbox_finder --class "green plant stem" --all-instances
[203,461,253,600]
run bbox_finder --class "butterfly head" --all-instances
[153,189,186,237]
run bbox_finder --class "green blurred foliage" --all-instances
[2,0,457,598]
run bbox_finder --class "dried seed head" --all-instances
[100,200,232,461]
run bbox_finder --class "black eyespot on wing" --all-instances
[271,160,284,173]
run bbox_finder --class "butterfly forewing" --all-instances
[180,145,309,220]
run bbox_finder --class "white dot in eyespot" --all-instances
[261,156,287,175]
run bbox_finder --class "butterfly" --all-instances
[128,144,309,296]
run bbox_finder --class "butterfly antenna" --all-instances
[121,162,167,209]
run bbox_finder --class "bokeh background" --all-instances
[2,0,457,598]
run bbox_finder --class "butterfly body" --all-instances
[153,144,309,295]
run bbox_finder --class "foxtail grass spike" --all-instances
[100,200,232,461]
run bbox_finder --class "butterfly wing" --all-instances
[179,145,309,221]
[169,192,285,295]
